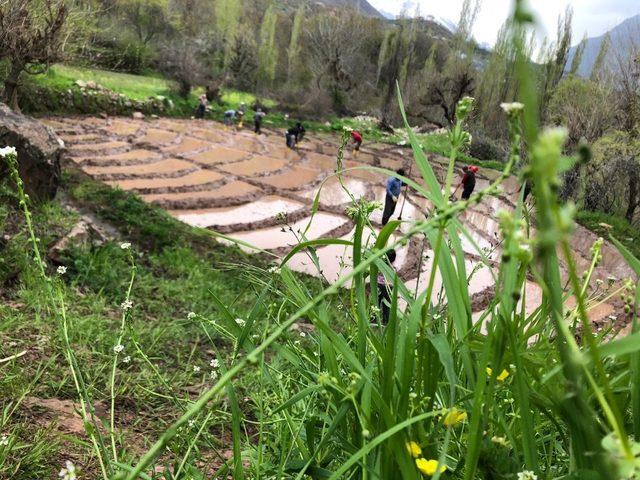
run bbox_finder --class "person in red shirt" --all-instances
[351,131,363,154]
[455,165,478,200]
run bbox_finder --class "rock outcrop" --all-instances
[0,103,63,201]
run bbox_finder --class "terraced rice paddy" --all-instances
[44,116,634,326]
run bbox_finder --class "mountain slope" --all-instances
[286,0,384,18]
[567,14,640,77]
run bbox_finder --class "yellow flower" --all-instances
[443,408,467,427]
[497,369,510,382]
[416,458,447,476]
[487,367,510,382]
[406,441,422,458]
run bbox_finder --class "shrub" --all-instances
[468,132,505,161]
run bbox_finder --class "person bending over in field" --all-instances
[382,168,405,225]
[351,130,363,155]
[456,165,478,200]
[254,108,266,134]
[286,122,305,149]
[223,109,237,129]
[237,103,246,128]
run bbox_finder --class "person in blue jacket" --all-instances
[382,168,405,225]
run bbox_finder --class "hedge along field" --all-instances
[2,2,640,480]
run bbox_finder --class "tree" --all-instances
[0,0,68,111]
[286,4,304,85]
[539,7,573,118]
[305,11,366,113]
[474,20,518,137]
[117,0,170,45]
[157,36,203,97]
[613,45,640,134]
[256,4,278,88]
[548,76,616,147]
[582,131,640,224]
[214,0,242,67]
[569,34,587,76]
[590,33,611,81]
[423,57,475,125]
[228,28,258,91]
[378,25,405,125]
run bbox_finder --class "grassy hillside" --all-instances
[0,165,342,478]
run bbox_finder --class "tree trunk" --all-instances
[3,63,23,112]
[178,79,191,99]
[625,169,639,223]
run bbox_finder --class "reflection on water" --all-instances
[225,212,348,251]
[300,177,370,206]
[286,225,409,284]
[173,196,304,228]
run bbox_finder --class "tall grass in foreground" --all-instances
[3,1,640,479]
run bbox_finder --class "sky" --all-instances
[367,0,640,47]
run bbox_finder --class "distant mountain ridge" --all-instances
[567,14,640,77]
[306,0,384,18]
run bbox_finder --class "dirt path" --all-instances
[44,116,635,328]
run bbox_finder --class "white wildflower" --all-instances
[59,460,77,480]
[0,435,8,446]
[57,266,67,275]
[235,318,246,327]
[120,242,131,250]
[396,140,407,146]
[210,370,219,380]
[342,125,353,132]
[113,344,124,354]
[300,332,307,338]
[517,471,538,480]
[188,419,196,428]
[500,102,525,114]
[120,300,133,310]
[268,265,281,274]
[122,356,131,364]
[187,312,197,319]
[193,365,201,373]
[209,358,219,368]
[0,146,17,158]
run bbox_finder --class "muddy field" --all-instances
[43,116,634,327]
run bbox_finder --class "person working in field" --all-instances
[223,109,236,129]
[286,122,306,149]
[196,94,207,119]
[237,103,246,128]
[350,130,363,155]
[382,168,406,225]
[455,165,478,200]
[376,249,397,325]
[521,179,533,202]
[254,108,266,134]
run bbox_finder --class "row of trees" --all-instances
[0,0,486,123]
